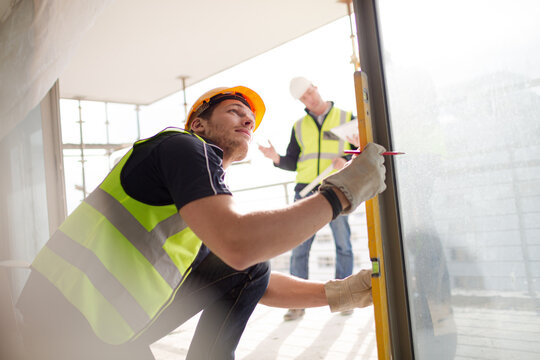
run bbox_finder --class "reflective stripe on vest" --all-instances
[32,128,204,344]
[294,108,352,184]
[85,188,187,288]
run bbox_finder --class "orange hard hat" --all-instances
[185,86,266,131]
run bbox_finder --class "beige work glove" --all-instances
[320,142,386,214]
[324,269,373,313]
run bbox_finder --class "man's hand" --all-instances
[324,269,372,312]
[321,143,387,213]
[258,141,280,165]
[345,133,360,148]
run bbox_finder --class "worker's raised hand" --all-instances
[258,140,280,165]
[320,142,386,213]
[345,133,360,148]
[324,269,372,312]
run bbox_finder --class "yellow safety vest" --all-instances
[294,107,353,184]
[32,129,204,344]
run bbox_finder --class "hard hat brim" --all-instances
[186,86,266,131]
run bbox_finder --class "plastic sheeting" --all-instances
[0,0,112,141]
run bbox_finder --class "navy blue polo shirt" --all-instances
[121,130,232,210]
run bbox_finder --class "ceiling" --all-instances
[58,0,349,105]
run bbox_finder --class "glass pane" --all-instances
[60,100,138,214]
[376,1,540,359]
[62,149,85,214]
[139,93,183,138]
[0,105,50,297]
[107,103,139,144]
[83,149,111,193]
[81,100,107,144]
[59,99,81,144]
[62,148,113,214]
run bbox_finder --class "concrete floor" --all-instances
[151,304,540,360]
[151,305,378,360]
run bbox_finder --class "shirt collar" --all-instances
[305,101,334,124]
[190,131,225,158]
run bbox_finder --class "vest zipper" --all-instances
[316,117,323,176]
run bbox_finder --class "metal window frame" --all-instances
[352,1,413,358]
[61,99,139,204]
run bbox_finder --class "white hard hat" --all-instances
[289,76,312,99]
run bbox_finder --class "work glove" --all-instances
[324,269,373,312]
[320,142,386,214]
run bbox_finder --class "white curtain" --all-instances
[0,0,113,141]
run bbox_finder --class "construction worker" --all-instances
[259,77,357,320]
[16,86,386,360]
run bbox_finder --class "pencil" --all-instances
[344,150,405,155]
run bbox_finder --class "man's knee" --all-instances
[247,261,271,294]
[250,261,270,281]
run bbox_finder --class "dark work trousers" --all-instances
[17,252,271,360]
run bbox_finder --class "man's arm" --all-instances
[259,272,327,308]
[179,188,347,270]
[258,141,280,165]
[259,270,373,312]
[258,127,300,170]
[180,142,386,270]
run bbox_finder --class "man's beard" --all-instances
[216,135,249,162]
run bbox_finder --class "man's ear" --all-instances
[190,117,206,134]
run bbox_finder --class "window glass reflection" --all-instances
[377,0,540,359]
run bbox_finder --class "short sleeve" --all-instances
[121,132,231,210]
[156,134,231,210]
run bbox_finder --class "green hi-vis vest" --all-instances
[31,128,204,344]
[294,107,353,184]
